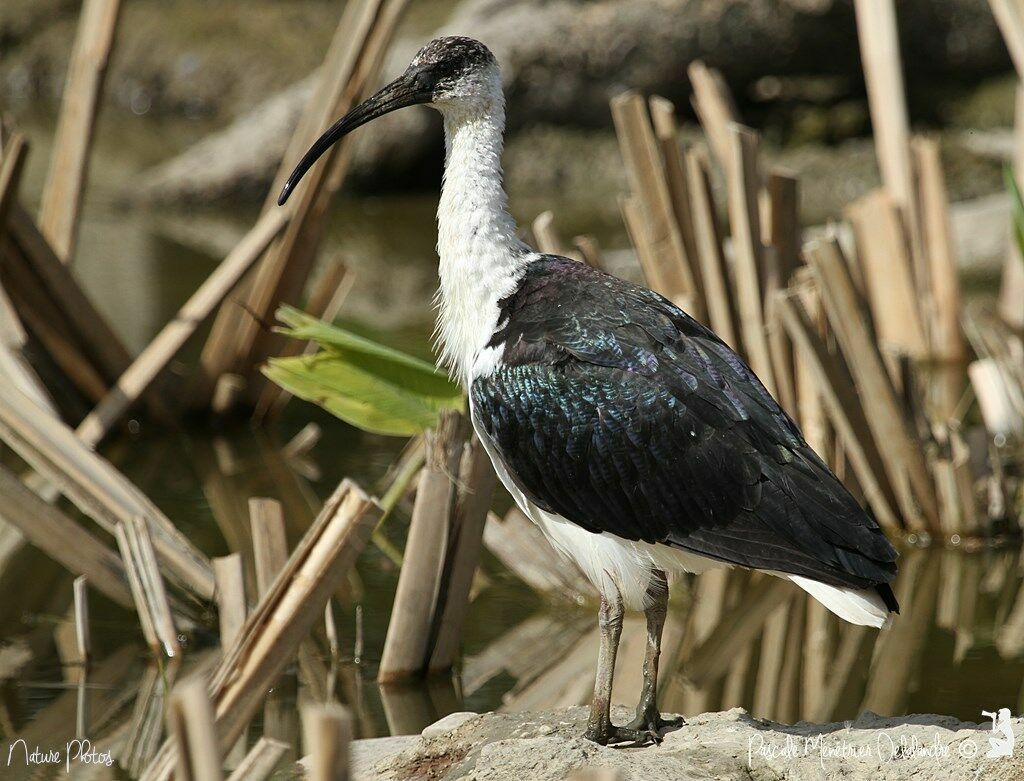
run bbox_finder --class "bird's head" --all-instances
[278,36,499,206]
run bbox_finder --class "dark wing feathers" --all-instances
[472,256,898,592]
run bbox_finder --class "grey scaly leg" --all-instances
[583,581,624,744]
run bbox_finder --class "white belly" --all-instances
[469,403,724,610]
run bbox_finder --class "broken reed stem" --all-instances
[846,190,929,362]
[428,436,497,673]
[213,554,248,649]
[168,677,223,781]
[117,515,181,658]
[225,738,288,781]
[378,410,467,683]
[139,481,379,781]
[572,235,606,270]
[804,237,939,533]
[302,703,352,781]
[283,422,322,459]
[0,130,29,237]
[725,123,776,394]
[75,209,288,446]
[37,0,121,264]
[531,210,564,255]
[0,375,215,600]
[686,148,739,349]
[687,61,740,171]
[73,576,90,668]
[0,462,134,608]
[250,497,289,599]
[611,91,696,306]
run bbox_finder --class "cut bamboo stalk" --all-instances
[140,480,379,781]
[117,515,181,658]
[225,738,288,781]
[429,435,497,672]
[253,259,354,419]
[250,497,289,599]
[73,575,90,668]
[846,190,928,360]
[303,703,352,781]
[37,0,121,264]
[532,210,563,255]
[852,0,917,233]
[572,235,606,270]
[914,137,966,362]
[774,290,902,532]
[213,554,247,649]
[9,204,131,379]
[168,677,223,781]
[0,462,133,608]
[75,209,287,446]
[687,61,740,171]
[611,91,696,305]
[0,131,28,240]
[0,375,215,599]
[804,237,938,531]
[649,95,705,321]
[725,123,776,394]
[686,149,738,349]
[283,422,322,459]
[378,411,466,683]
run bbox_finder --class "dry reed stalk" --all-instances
[752,600,789,719]
[999,85,1024,330]
[0,375,215,599]
[213,554,248,649]
[687,61,740,170]
[211,374,247,416]
[800,598,830,720]
[225,738,288,781]
[766,280,798,419]
[774,289,902,533]
[168,677,223,781]
[140,481,379,781]
[250,497,289,599]
[117,515,181,658]
[792,271,833,458]
[805,238,940,532]
[303,703,352,781]
[73,575,90,667]
[197,0,409,403]
[8,204,131,379]
[846,190,928,361]
[532,210,564,255]
[725,124,776,394]
[852,0,921,268]
[773,596,805,723]
[75,209,287,445]
[121,664,169,776]
[0,463,133,607]
[283,423,322,459]
[253,259,354,419]
[619,194,666,293]
[428,436,497,672]
[37,0,120,263]
[572,235,606,270]
[969,359,1024,437]
[378,411,467,682]
[611,91,696,305]
[685,149,738,350]
[990,0,1024,78]
[914,137,966,363]
[763,171,800,288]
[0,131,28,239]
[649,95,705,320]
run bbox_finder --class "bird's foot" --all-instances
[583,713,684,747]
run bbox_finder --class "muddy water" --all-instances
[1,106,1021,778]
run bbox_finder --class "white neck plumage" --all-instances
[432,82,532,387]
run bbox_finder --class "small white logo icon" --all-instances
[982,708,1015,759]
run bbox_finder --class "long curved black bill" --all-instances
[277,74,429,206]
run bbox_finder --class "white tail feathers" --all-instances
[788,575,891,628]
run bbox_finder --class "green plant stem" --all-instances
[371,439,427,567]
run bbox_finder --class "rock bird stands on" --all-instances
[280,37,899,746]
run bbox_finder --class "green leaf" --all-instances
[1005,165,1024,261]
[263,307,463,437]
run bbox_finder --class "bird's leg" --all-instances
[623,569,684,741]
[583,582,624,745]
